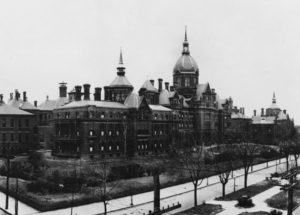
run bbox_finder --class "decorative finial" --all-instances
[272,92,276,104]
[119,47,123,65]
[184,25,188,42]
[182,26,190,55]
[117,47,125,76]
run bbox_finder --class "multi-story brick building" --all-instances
[51,29,233,157]
[0,94,35,155]
[251,93,294,145]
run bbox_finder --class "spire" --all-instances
[117,48,125,76]
[182,25,190,55]
[272,92,276,104]
[184,25,188,42]
[119,48,123,65]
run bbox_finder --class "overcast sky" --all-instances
[0,0,299,123]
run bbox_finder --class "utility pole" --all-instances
[15,176,18,215]
[5,138,10,210]
[279,168,300,215]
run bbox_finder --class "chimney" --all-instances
[15,90,20,100]
[283,109,287,114]
[165,82,169,91]
[59,82,67,98]
[0,94,3,104]
[242,108,245,115]
[150,80,154,86]
[170,86,174,92]
[10,93,13,100]
[212,88,215,93]
[254,109,256,116]
[83,84,91,100]
[261,108,264,116]
[23,91,27,102]
[94,87,102,101]
[74,85,82,101]
[158,78,163,92]
[34,101,37,107]
[239,107,243,114]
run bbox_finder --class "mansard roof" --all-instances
[252,116,275,124]
[149,105,172,112]
[0,104,32,115]
[56,100,128,110]
[39,97,69,111]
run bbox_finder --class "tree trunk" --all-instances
[103,201,107,215]
[222,183,226,198]
[153,173,160,212]
[194,183,198,207]
[294,154,298,169]
[244,170,248,188]
[286,155,289,172]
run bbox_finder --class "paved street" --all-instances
[0,157,294,215]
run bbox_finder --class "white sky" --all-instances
[0,0,299,123]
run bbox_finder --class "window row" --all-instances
[0,133,30,142]
[0,119,30,128]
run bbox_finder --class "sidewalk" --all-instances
[207,186,286,215]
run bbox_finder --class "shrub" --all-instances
[237,195,254,208]
[271,172,280,178]
[63,177,84,193]
[270,209,283,215]
[27,179,61,194]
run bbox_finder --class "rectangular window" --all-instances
[11,133,14,141]
[10,119,14,127]
[185,78,190,87]
[2,119,6,128]
[2,133,6,142]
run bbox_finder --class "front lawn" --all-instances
[265,188,300,210]
[215,180,274,201]
[174,203,223,215]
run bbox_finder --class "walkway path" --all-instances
[207,186,285,215]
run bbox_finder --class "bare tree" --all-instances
[88,159,118,215]
[181,147,204,207]
[235,142,258,188]
[138,157,166,213]
[279,140,293,172]
[210,147,235,198]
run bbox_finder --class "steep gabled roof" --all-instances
[140,80,158,92]
[124,91,141,109]
[196,83,209,100]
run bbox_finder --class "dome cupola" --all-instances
[173,26,199,74]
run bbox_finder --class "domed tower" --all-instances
[266,92,281,117]
[173,27,199,98]
[104,49,134,103]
